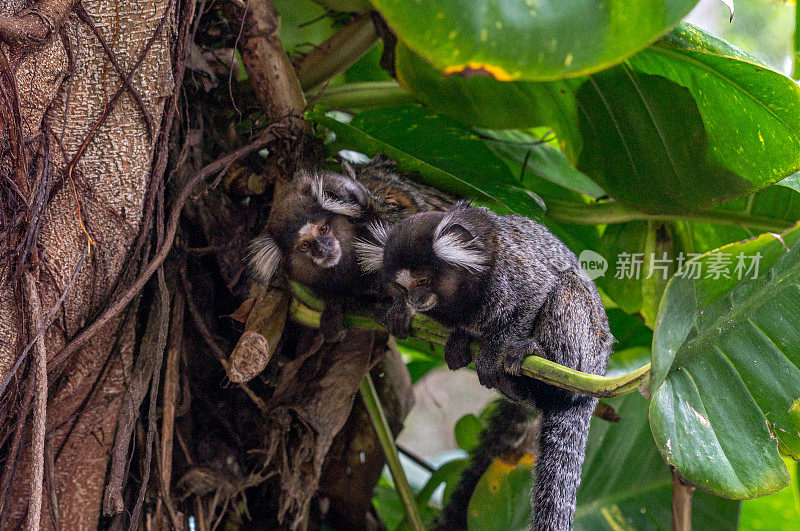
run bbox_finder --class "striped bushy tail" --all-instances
[532,394,597,530]
[435,399,535,530]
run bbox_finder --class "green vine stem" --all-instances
[289,283,650,399]
[546,199,793,233]
[359,373,425,531]
[794,2,800,79]
[308,81,417,110]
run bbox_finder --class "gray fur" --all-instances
[378,204,613,530]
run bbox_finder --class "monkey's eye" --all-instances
[299,241,310,250]
[417,277,431,286]
[319,223,329,235]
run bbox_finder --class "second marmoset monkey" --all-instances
[355,201,612,530]
[248,155,453,341]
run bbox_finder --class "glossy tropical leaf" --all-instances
[273,0,337,54]
[394,23,800,214]
[467,454,534,530]
[395,44,582,158]
[739,459,800,531]
[589,183,800,323]
[461,392,739,529]
[650,224,800,498]
[593,220,678,327]
[311,105,546,216]
[575,67,750,214]
[454,413,484,452]
[577,394,739,530]
[479,128,604,198]
[627,23,800,205]
[370,0,699,81]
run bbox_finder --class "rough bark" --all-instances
[0,0,175,527]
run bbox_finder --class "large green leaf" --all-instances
[739,459,800,531]
[395,44,582,158]
[650,224,800,498]
[311,105,545,216]
[586,184,800,324]
[628,23,800,205]
[370,0,699,81]
[468,454,534,530]
[577,394,739,530]
[393,23,800,214]
[460,392,740,529]
[575,67,750,214]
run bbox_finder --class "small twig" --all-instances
[22,272,48,531]
[360,374,423,531]
[396,444,435,473]
[671,470,694,531]
[50,129,275,372]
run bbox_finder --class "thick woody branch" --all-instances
[296,13,377,91]
[0,0,79,49]
[233,0,305,129]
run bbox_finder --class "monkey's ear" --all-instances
[248,234,283,283]
[309,172,366,218]
[354,221,389,273]
[432,214,488,273]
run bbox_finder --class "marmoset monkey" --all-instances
[248,155,453,341]
[355,201,612,530]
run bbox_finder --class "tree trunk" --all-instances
[1,0,176,527]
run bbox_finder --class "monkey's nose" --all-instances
[315,236,333,253]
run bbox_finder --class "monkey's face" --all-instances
[293,217,343,269]
[389,267,439,313]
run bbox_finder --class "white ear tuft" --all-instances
[248,235,283,283]
[311,172,363,218]
[353,221,389,273]
[432,214,488,273]
[367,220,389,245]
[321,194,362,218]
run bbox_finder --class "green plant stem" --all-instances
[359,374,424,531]
[296,14,378,91]
[289,283,649,398]
[308,81,416,110]
[794,3,800,79]
[546,199,793,233]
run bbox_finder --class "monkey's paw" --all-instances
[501,355,522,377]
[444,332,472,370]
[385,310,412,339]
